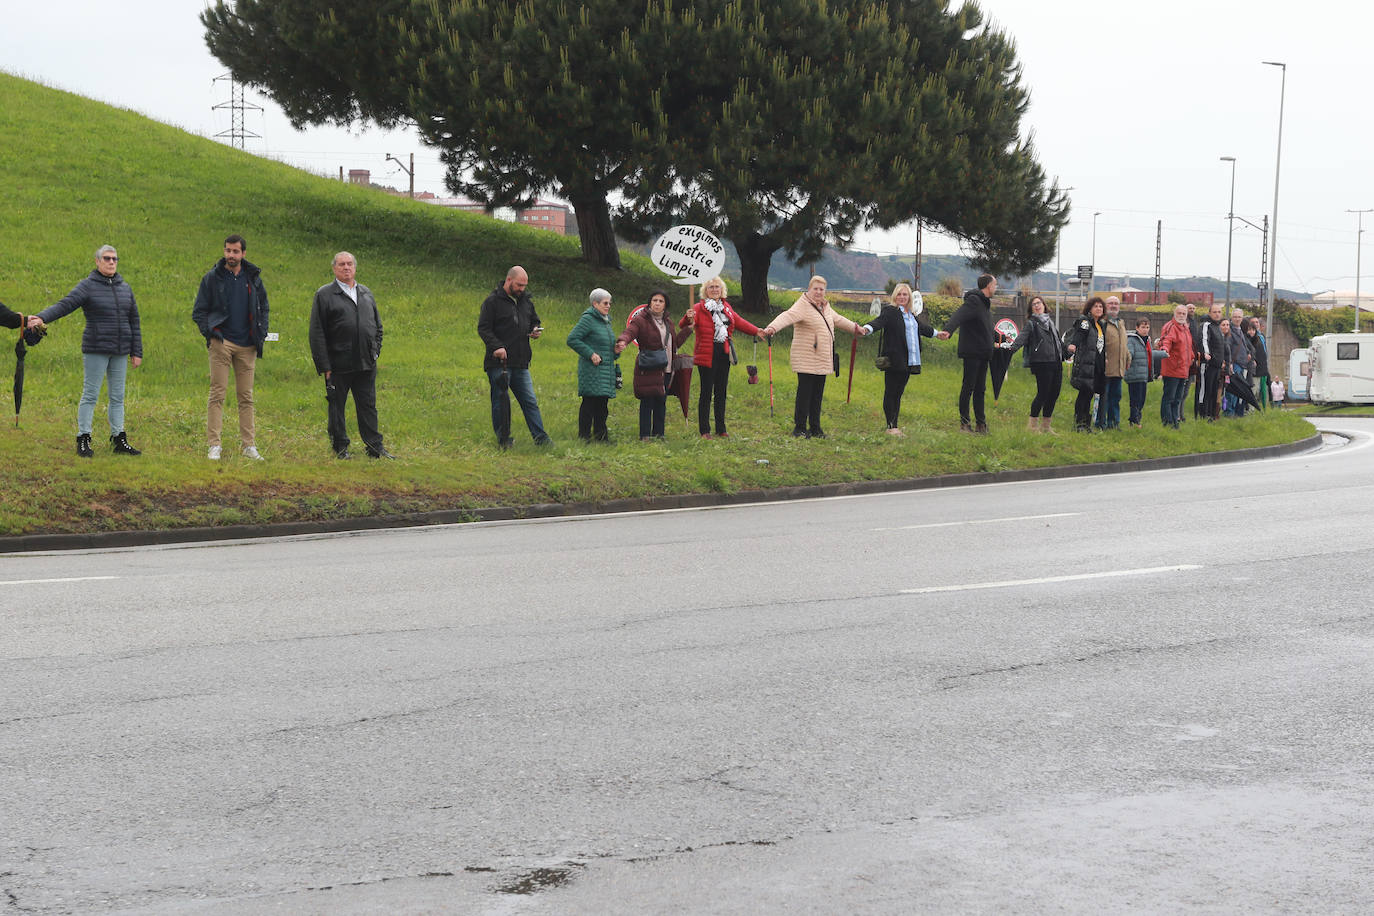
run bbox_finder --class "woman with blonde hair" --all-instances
[678,276,760,438]
[761,275,867,439]
[861,282,935,435]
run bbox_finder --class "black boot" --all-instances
[111,431,141,456]
[76,433,93,458]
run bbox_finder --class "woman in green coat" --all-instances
[566,287,619,441]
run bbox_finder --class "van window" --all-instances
[1300,361,1310,377]
[1337,342,1360,360]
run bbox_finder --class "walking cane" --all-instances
[846,334,858,404]
[767,337,774,417]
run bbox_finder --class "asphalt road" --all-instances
[4,420,1373,914]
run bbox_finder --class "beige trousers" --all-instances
[207,338,257,448]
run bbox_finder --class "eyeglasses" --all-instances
[100,256,119,262]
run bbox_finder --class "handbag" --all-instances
[636,347,669,371]
[874,328,891,369]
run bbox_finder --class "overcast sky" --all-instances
[3,0,1370,293]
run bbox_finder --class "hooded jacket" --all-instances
[942,289,995,359]
[192,258,270,356]
[38,269,143,357]
[764,295,860,376]
[1157,318,1195,379]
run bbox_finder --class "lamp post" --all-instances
[1349,209,1373,332]
[1091,211,1102,298]
[1221,156,1236,312]
[1262,61,1286,343]
[1055,186,1075,331]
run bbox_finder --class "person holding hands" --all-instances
[678,276,759,438]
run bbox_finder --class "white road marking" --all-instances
[901,565,1202,595]
[0,576,120,586]
[874,512,1079,531]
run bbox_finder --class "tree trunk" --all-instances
[735,232,780,314]
[568,192,622,270]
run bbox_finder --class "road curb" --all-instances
[0,431,1325,554]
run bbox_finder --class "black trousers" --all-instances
[794,372,828,433]
[958,357,989,425]
[1029,362,1062,418]
[578,395,609,440]
[326,369,382,452]
[882,368,913,428]
[639,394,667,438]
[1199,360,1224,420]
[697,343,730,434]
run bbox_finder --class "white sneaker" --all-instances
[242,446,264,461]
[207,446,222,460]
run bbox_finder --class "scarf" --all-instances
[704,298,729,342]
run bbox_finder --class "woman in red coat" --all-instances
[615,290,683,440]
[677,276,761,438]
[1156,303,1195,429]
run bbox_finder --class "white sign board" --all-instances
[650,225,726,286]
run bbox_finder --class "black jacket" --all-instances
[192,258,270,356]
[868,305,934,372]
[1065,316,1105,392]
[477,283,542,371]
[1199,319,1225,366]
[1228,323,1254,372]
[1249,333,1270,377]
[0,300,21,330]
[942,289,995,359]
[37,270,142,357]
[309,281,383,374]
[1010,313,1062,366]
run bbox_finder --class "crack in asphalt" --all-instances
[936,635,1235,689]
[224,787,283,817]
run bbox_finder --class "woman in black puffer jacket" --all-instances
[37,245,144,457]
[1008,295,1065,433]
[1064,297,1106,433]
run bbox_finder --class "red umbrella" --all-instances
[670,354,693,418]
[846,334,858,403]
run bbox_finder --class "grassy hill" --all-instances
[0,74,1312,536]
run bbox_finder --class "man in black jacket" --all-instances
[477,265,551,447]
[308,251,392,459]
[939,274,998,433]
[192,234,269,461]
[1197,303,1226,421]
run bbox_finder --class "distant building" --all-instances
[1312,290,1372,311]
[347,169,371,185]
[1118,290,1215,308]
[422,196,573,235]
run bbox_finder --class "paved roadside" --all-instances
[0,431,1324,554]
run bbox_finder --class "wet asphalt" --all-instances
[2,420,1373,914]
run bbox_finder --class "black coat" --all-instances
[0,300,21,330]
[1065,316,1104,392]
[1199,319,1226,366]
[192,258,271,356]
[308,281,383,374]
[868,305,934,372]
[1249,333,1270,377]
[942,289,995,359]
[477,283,542,371]
[37,270,143,357]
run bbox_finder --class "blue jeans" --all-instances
[488,367,549,444]
[1095,377,1122,428]
[79,352,129,435]
[1161,376,1187,426]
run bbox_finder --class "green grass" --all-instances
[0,74,1316,536]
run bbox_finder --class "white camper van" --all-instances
[1307,333,1374,405]
[1287,347,1309,400]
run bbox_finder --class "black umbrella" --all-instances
[990,348,1015,401]
[494,364,512,443]
[15,323,46,426]
[1226,372,1260,411]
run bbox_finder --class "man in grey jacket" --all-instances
[308,251,392,459]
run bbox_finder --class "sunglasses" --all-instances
[100,255,119,262]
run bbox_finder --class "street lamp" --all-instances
[1349,209,1373,332]
[1091,211,1102,298]
[1221,156,1236,312]
[1055,186,1075,330]
[1262,61,1286,343]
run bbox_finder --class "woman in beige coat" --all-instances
[761,275,868,438]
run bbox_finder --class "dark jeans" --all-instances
[639,394,667,438]
[794,372,827,433]
[487,366,549,444]
[697,343,730,435]
[958,357,989,425]
[1029,362,1062,418]
[1161,376,1187,426]
[1095,376,1123,428]
[326,369,382,453]
[578,395,609,440]
[882,368,914,428]
[1127,380,1147,425]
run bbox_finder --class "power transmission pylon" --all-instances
[212,73,262,149]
